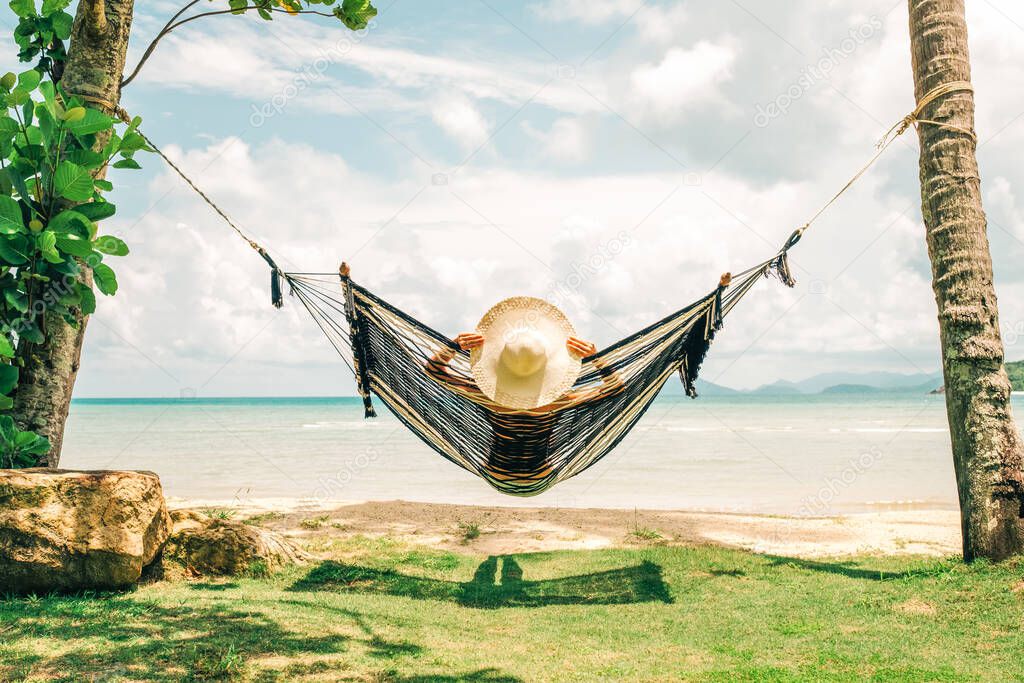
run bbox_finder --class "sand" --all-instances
[167,497,962,558]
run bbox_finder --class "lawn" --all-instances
[1,536,1022,682]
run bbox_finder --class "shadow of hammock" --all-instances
[762,556,938,581]
[288,556,673,608]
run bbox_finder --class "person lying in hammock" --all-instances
[426,332,623,409]
[424,297,624,486]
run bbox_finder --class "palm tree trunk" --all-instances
[908,0,1024,560]
[11,0,135,466]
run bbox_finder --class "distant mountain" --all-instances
[751,371,944,395]
[660,377,740,397]
[750,380,802,395]
[1008,360,1024,391]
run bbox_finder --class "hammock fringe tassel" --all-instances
[257,247,285,308]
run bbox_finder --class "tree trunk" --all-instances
[12,0,135,466]
[908,0,1024,561]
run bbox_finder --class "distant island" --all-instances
[685,364,1024,396]
[1008,360,1024,392]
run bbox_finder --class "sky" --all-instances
[5,0,1024,398]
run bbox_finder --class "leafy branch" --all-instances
[121,0,378,88]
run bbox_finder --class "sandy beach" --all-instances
[167,498,962,559]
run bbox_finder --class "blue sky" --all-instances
[5,0,1024,397]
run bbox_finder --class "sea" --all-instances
[60,393,1024,516]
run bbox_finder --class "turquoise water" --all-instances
[60,394,1024,514]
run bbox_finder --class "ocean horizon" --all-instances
[60,392,1023,515]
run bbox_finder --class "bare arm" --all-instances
[425,333,484,393]
[554,338,625,407]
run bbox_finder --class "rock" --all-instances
[0,469,171,593]
[162,509,308,576]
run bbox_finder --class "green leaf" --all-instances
[112,158,142,170]
[0,196,25,235]
[119,132,148,153]
[0,363,17,394]
[93,263,117,295]
[17,321,43,344]
[0,116,19,139]
[337,0,377,30]
[66,108,114,136]
[41,0,71,15]
[8,0,36,19]
[0,415,15,441]
[5,89,29,107]
[76,201,115,222]
[37,229,62,263]
[14,429,50,456]
[16,69,40,91]
[0,395,12,411]
[79,285,96,315]
[4,288,27,313]
[0,335,13,358]
[51,10,73,39]
[55,234,93,257]
[0,235,29,264]
[48,209,93,237]
[94,235,128,256]
[54,161,94,202]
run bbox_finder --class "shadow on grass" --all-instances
[763,556,943,581]
[0,597,352,682]
[288,556,673,608]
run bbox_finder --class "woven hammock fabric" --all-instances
[280,245,795,496]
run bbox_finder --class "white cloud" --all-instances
[529,0,641,24]
[628,41,738,121]
[133,21,600,119]
[66,0,1024,396]
[987,177,1024,241]
[521,117,590,162]
[80,129,945,395]
[432,95,491,152]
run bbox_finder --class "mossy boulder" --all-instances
[162,510,308,576]
[0,469,171,593]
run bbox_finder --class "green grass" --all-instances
[2,538,1023,682]
[299,515,331,530]
[243,512,285,527]
[201,508,237,521]
[456,522,482,544]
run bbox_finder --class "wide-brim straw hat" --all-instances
[470,296,580,410]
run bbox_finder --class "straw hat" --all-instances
[470,296,581,410]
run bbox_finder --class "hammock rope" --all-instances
[69,80,977,494]
[282,252,790,494]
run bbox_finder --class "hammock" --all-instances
[276,239,798,496]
